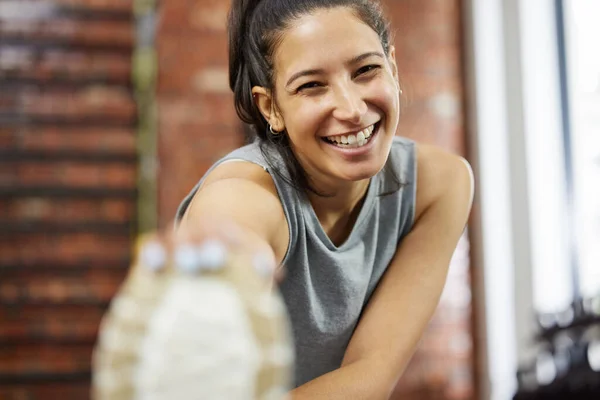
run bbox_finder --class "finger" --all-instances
[133,232,171,273]
[170,217,284,282]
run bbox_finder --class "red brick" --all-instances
[0,51,131,85]
[5,162,136,188]
[157,97,207,130]
[0,316,99,342]
[191,67,230,94]
[0,283,20,302]
[0,344,92,374]
[0,19,133,47]
[47,0,133,12]
[188,0,230,32]
[0,92,15,108]
[159,0,231,34]
[0,3,138,398]
[387,0,466,157]
[0,304,105,322]
[0,273,123,304]
[0,128,16,147]
[158,94,238,133]
[158,0,193,33]
[0,164,17,186]
[12,127,137,153]
[0,88,135,122]
[157,121,243,227]
[157,33,229,94]
[0,383,90,400]
[0,233,131,265]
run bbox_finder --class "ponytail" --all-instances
[227,0,261,90]
[228,0,268,134]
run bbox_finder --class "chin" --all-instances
[340,161,385,182]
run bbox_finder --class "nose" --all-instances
[331,83,367,124]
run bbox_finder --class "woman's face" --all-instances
[255,7,400,188]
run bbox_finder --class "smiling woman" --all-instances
[250,6,399,189]
[173,0,472,399]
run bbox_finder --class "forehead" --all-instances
[273,7,384,79]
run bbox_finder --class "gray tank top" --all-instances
[175,136,417,387]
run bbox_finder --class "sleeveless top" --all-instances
[175,136,417,387]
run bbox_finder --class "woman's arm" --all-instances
[290,144,474,400]
[177,161,289,268]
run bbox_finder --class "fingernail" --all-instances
[174,240,227,273]
[253,252,276,278]
[139,241,167,272]
[174,244,202,273]
[198,240,227,271]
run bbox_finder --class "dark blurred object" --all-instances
[0,0,148,398]
[513,295,600,399]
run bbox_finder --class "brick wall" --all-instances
[0,1,137,398]
[157,0,242,228]
[157,1,474,399]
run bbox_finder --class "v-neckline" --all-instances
[300,176,378,251]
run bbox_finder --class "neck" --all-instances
[306,178,371,245]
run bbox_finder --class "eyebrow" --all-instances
[285,51,385,88]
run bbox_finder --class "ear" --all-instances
[251,86,285,132]
[387,46,401,92]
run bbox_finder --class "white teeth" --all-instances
[324,123,377,148]
[356,131,366,146]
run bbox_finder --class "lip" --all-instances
[321,121,381,156]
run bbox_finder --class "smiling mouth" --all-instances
[322,122,380,149]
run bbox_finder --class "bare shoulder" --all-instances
[414,143,474,221]
[200,159,275,190]
[180,160,289,263]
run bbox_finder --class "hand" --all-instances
[136,216,282,283]
[92,218,293,400]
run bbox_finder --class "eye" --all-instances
[296,81,323,92]
[355,64,381,77]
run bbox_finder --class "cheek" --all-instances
[371,78,400,113]
[284,100,329,138]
